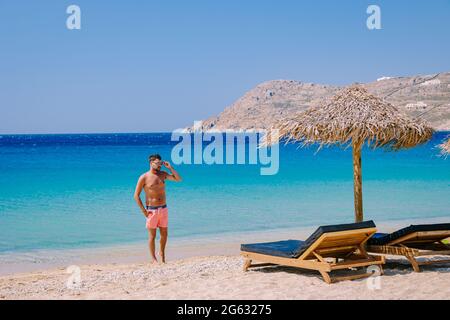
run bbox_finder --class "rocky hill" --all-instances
[190,72,450,132]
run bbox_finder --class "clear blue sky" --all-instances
[1,0,449,134]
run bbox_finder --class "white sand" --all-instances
[1,254,450,300]
[1,218,449,300]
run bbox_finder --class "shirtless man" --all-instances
[134,154,182,263]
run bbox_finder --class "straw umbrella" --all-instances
[263,85,434,222]
[439,137,450,156]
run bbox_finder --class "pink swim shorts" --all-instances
[145,206,168,229]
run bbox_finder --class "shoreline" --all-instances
[1,216,449,277]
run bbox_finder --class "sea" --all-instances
[0,132,449,256]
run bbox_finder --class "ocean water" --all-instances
[0,132,449,254]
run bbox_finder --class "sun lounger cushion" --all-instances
[367,223,450,246]
[241,220,376,258]
[240,240,306,258]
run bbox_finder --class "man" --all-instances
[134,154,182,264]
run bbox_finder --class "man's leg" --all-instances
[148,228,158,263]
[159,227,168,263]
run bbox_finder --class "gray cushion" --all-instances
[368,223,450,245]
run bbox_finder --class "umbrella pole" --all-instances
[352,141,363,222]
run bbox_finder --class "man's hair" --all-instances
[149,154,162,162]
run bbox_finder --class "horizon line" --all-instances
[1,130,449,136]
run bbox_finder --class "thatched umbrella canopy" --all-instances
[263,85,434,222]
[439,137,450,156]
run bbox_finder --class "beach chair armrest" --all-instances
[330,255,385,270]
[367,245,420,256]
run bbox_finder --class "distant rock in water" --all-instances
[188,72,450,132]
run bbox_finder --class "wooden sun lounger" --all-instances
[240,221,385,284]
[367,226,450,272]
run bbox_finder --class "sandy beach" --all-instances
[1,254,450,300]
[1,219,449,300]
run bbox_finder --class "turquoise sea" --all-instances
[0,132,449,254]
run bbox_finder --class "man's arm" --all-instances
[133,174,148,218]
[163,161,182,182]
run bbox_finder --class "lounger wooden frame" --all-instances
[367,230,450,272]
[241,227,385,284]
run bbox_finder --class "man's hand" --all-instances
[163,161,182,182]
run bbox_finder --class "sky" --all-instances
[0,0,449,134]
